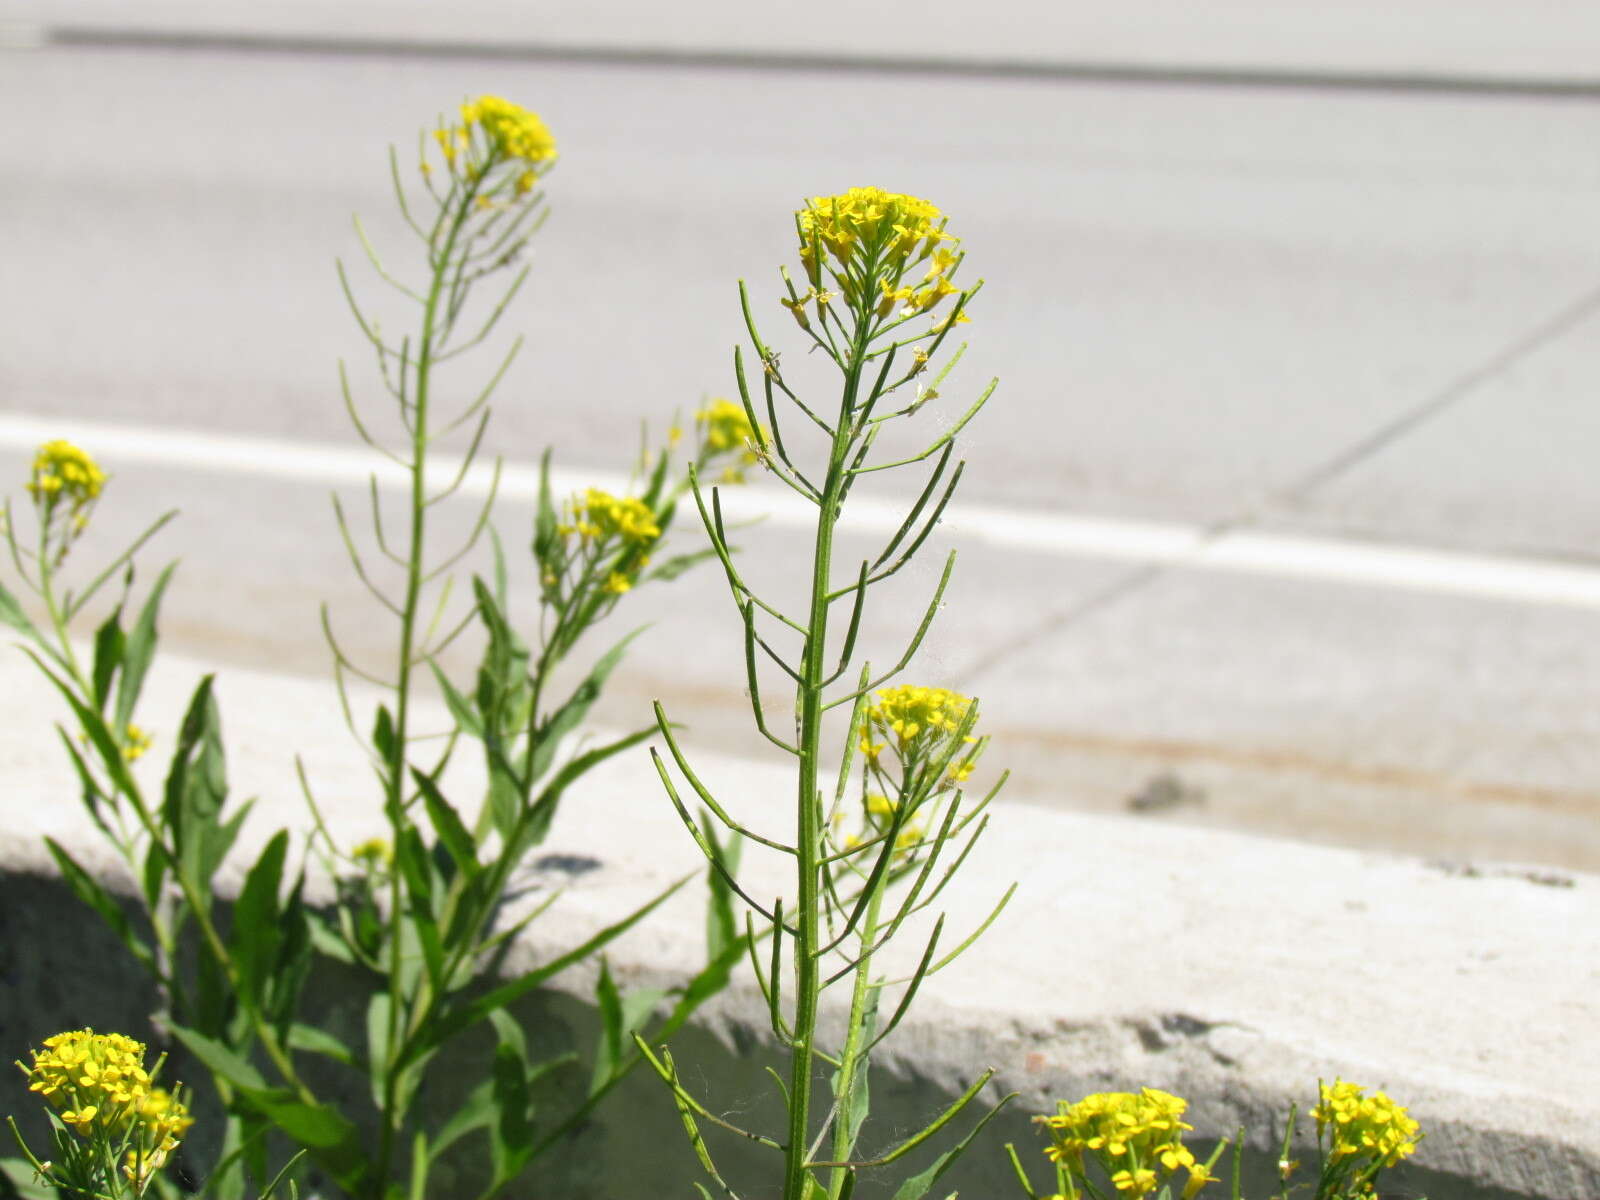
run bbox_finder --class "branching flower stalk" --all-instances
[645,187,1015,1200]
[329,91,562,1189]
[320,97,755,1198]
[4,97,754,1200]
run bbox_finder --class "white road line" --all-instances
[5,411,1600,611]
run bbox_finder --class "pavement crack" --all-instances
[957,281,1600,689]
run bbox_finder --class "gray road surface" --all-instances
[4,31,1600,868]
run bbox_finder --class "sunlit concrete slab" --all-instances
[6,47,1600,548]
[1270,311,1600,563]
[958,563,1600,869]
[0,646,1594,1199]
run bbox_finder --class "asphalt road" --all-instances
[5,31,1600,868]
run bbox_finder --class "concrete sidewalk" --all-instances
[0,645,1593,1198]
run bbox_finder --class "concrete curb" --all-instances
[1,648,1594,1198]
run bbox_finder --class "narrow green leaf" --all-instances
[286,1023,357,1068]
[0,578,37,638]
[526,725,655,838]
[591,957,623,1096]
[230,830,288,1002]
[642,546,720,583]
[44,838,155,975]
[265,875,313,1033]
[488,1031,534,1188]
[0,1156,57,1200]
[246,1092,373,1194]
[373,703,396,765]
[169,1024,268,1091]
[90,602,125,710]
[412,768,478,878]
[55,725,111,838]
[365,993,392,1110]
[428,661,484,737]
[888,1092,1014,1200]
[527,626,646,784]
[420,873,689,1054]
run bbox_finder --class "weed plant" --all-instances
[0,98,746,1199]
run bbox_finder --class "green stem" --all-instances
[376,163,484,1193]
[785,317,871,1200]
[827,881,887,1197]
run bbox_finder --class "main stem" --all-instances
[375,170,480,1193]
[785,320,870,1200]
[828,882,887,1199]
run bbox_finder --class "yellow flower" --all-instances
[1314,1080,1421,1169]
[1110,1167,1157,1196]
[352,837,392,869]
[22,1028,189,1182]
[123,724,152,762]
[866,685,973,751]
[796,188,962,316]
[459,95,558,169]
[603,571,633,594]
[570,489,661,548]
[27,440,105,512]
[1182,1161,1215,1198]
[1039,1089,1201,1200]
[696,398,767,482]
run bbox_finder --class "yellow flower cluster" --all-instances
[23,1029,192,1184]
[1314,1080,1421,1169]
[696,398,765,482]
[433,95,557,193]
[566,489,661,548]
[865,685,972,751]
[795,187,963,319]
[1039,1089,1211,1199]
[123,723,152,762]
[351,837,392,869]
[27,440,105,512]
[461,95,558,167]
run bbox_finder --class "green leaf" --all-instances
[643,546,720,583]
[0,1156,56,1200]
[591,957,623,1096]
[0,577,37,638]
[419,874,689,1055]
[246,1092,373,1195]
[427,661,484,738]
[488,1017,535,1189]
[26,650,137,801]
[286,1023,357,1068]
[90,601,125,710]
[265,875,313,1033]
[888,1093,1014,1200]
[365,992,392,1108]
[115,561,176,732]
[527,626,646,785]
[55,724,112,839]
[231,830,288,1003]
[531,450,560,577]
[169,1024,268,1092]
[411,768,478,879]
[372,703,396,765]
[44,837,156,975]
[163,676,230,891]
[701,812,743,967]
[303,908,355,965]
[534,725,655,815]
